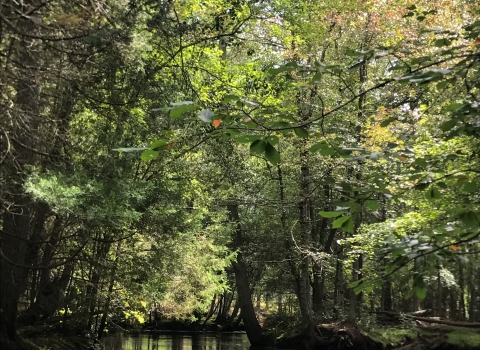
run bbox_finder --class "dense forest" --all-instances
[1,0,479,349]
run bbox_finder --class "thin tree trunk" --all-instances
[333,244,343,318]
[458,262,466,321]
[98,241,122,339]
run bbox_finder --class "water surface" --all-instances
[101,332,250,350]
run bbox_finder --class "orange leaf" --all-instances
[213,119,222,128]
[166,142,175,149]
[449,245,461,251]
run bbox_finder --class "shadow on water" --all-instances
[101,332,251,350]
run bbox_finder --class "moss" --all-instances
[364,327,417,346]
[447,329,480,349]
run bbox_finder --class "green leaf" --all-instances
[459,231,480,240]
[439,119,457,132]
[266,121,292,128]
[223,94,239,103]
[170,101,196,118]
[250,140,266,155]
[141,149,159,162]
[363,285,374,294]
[323,177,335,185]
[426,186,441,200]
[198,109,215,122]
[309,142,329,152]
[310,73,322,83]
[320,148,336,156]
[436,80,449,89]
[332,216,350,229]
[415,183,430,190]
[150,139,167,150]
[434,38,452,47]
[414,158,427,168]
[346,49,361,57]
[347,60,366,72]
[380,117,396,127]
[225,128,241,136]
[460,210,479,226]
[319,211,343,218]
[343,218,354,233]
[265,142,280,165]
[294,127,309,138]
[414,287,427,300]
[365,200,380,211]
[446,102,463,111]
[463,182,478,193]
[348,280,361,288]
[437,181,448,189]
[235,135,262,143]
[266,135,279,146]
[267,63,298,75]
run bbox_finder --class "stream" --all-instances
[101,332,250,350]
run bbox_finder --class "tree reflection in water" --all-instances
[101,333,250,350]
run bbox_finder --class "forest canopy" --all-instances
[0,0,479,348]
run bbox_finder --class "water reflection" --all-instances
[102,333,250,350]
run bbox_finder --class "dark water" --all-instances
[101,333,250,350]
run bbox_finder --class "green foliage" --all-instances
[447,329,480,348]
[3,0,480,336]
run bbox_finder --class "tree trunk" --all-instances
[382,277,393,312]
[412,259,420,312]
[347,257,360,323]
[297,137,316,339]
[0,2,41,340]
[468,260,478,322]
[333,244,344,318]
[227,204,264,346]
[312,268,324,316]
[229,297,240,321]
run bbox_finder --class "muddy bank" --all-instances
[274,322,386,350]
[0,326,102,350]
[275,322,480,350]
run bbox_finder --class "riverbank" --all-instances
[0,326,102,350]
[5,322,479,350]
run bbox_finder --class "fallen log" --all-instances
[412,316,480,328]
[372,311,480,328]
